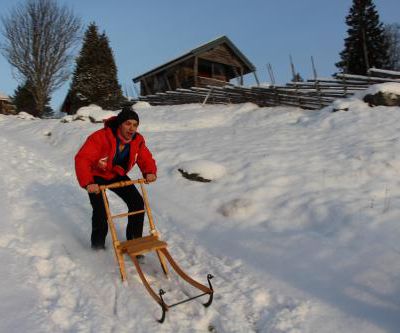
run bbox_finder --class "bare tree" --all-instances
[384,23,400,71]
[1,0,81,116]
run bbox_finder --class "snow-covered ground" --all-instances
[0,95,400,332]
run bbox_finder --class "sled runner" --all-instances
[99,179,214,323]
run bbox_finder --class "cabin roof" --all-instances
[133,35,256,82]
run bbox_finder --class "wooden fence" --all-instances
[135,68,400,110]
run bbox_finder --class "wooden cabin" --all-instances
[133,36,257,96]
[0,92,16,115]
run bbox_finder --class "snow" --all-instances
[60,105,117,123]
[331,97,368,111]
[16,111,38,120]
[0,95,400,332]
[178,160,227,181]
[76,104,117,122]
[133,101,152,109]
[362,82,400,96]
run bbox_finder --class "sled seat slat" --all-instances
[118,235,158,252]
[118,235,168,255]
[125,239,168,256]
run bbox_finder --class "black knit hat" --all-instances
[116,106,139,126]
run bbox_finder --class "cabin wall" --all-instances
[199,44,245,71]
[197,59,230,81]
[0,99,16,115]
[138,43,251,95]
[141,60,196,94]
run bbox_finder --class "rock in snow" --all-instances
[362,82,400,107]
[178,159,227,182]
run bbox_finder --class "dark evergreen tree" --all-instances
[97,32,125,109]
[336,0,390,75]
[66,23,124,114]
[13,82,36,115]
[12,81,53,117]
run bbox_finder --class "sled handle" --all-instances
[99,178,146,190]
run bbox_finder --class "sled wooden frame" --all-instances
[99,178,214,323]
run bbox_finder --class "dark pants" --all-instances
[88,175,144,247]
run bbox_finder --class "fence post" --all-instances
[267,63,279,107]
[202,88,214,105]
[290,55,302,108]
[311,56,323,109]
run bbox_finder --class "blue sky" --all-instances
[0,0,399,110]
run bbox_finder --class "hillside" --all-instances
[0,100,399,332]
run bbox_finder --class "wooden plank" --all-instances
[198,44,244,69]
[198,76,230,87]
[286,82,367,89]
[194,56,198,87]
[124,239,167,256]
[101,189,127,281]
[163,74,172,91]
[253,71,260,86]
[139,80,340,110]
[111,209,145,220]
[368,68,400,79]
[142,77,151,96]
[307,78,370,85]
[119,235,158,252]
[335,73,400,83]
[174,72,181,89]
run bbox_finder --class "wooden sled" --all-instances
[99,179,214,323]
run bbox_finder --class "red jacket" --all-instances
[75,117,157,188]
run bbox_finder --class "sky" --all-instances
[0,0,399,110]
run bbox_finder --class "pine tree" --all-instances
[336,0,390,75]
[97,32,124,109]
[12,81,53,117]
[66,23,124,114]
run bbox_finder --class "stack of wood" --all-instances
[136,68,400,110]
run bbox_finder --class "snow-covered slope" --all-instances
[0,99,399,332]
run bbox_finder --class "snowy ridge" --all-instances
[1,98,400,332]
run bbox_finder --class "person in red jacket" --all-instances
[75,106,157,250]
